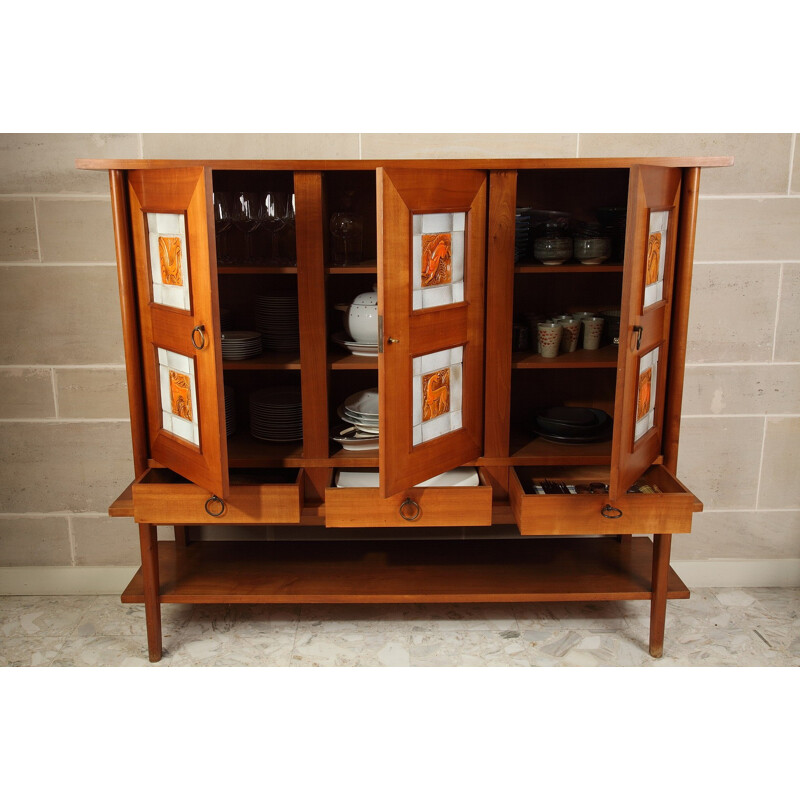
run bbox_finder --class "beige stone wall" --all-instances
[0,133,797,572]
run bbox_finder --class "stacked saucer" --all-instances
[255,294,300,352]
[249,387,303,442]
[224,385,236,437]
[529,406,612,444]
[337,388,379,434]
[515,208,532,263]
[331,332,379,358]
[221,330,263,361]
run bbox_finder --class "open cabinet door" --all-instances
[128,167,229,498]
[610,166,682,500]
[378,168,487,498]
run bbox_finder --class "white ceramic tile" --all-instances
[421,213,453,234]
[421,283,453,309]
[452,212,465,232]
[412,215,423,236]
[412,425,422,445]
[451,229,464,282]
[412,374,422,426]
[451,280,464,304]
[412,289,423,309]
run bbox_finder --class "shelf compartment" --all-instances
[328,352,378,370]
[131,467,303,525]
[325,469,493,528]
[509,465,701,536]
[515,263,623,274]
[222,352,302,370]
[226,431,305,467]
[218,265,298,275]
[325,260,377,274]
[512,344,618,369]
[121,537,689,605]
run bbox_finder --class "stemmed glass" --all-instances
[212,191,233,265]
[231,192,262,265]
[280,193,296,265]
[261,192,287,265]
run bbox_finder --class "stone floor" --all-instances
[1,587,798,667]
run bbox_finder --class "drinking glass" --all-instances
[280,193,296,265]
[231,192,262,264]
[261,191,288,264]
[212,191,233,265]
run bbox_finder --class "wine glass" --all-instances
[280,193,296,265]
[231,192,262,264]
[212,191,233,265]
[261,191,287,264]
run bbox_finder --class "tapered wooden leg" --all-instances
[649,533,672,658]
[138,523,162,662]
[174,525,188,546]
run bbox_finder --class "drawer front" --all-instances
[324,484,493,528]
[132,470,303,525]
[509,467,698,536]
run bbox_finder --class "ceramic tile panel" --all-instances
[412,212,465,310]
[157,347,199,446]
[36,198,116,262]
[695,197,800,263]
[685,263,780,364]
[643,210,669,308]
[758,417,800,509]
[412,346,463,445]
[0,199,38,261]
[579,133,793,195]
[147,212,191,310]
[0,368,56,418]
[0,421,133,514]
[55,368,129,419]
[0,516,72,566]
[634,347,659,441]
[0,133,140,194]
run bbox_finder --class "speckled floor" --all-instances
[1,587,798,666]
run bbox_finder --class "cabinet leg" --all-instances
[649,533,672,658]
[174,525,188,546]
[138,523,162,662]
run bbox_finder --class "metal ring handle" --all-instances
[191,325,206,350]
[399,497,421,522]
[601,504,623,519]
[205,495,226,517]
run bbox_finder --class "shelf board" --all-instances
[223,352,301,370]
[328,352,378,370]
[508,435,612,465]
[325,261,377,274]
[512,344,618,369]
[218,265,298,275]
[226,431,305,467]
[515,262,624,274]
[329,447,380,467]
[121,537,689,605]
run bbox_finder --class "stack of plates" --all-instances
[529,406,612,444]
[331,425,379,451]
[249,387,303,442]
[221,330,263,361]
[331,332,379,358]
[224,385,236,437]
[255,294,300,352]
[515,209,532,263]
[337,388,379,434]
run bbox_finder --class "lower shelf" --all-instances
[121,537,689,605]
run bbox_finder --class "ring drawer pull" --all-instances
[399,497,421,522]
[601,504,623,519]
[191,325,206,350]
[205,495,226,517]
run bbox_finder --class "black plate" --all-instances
[529,415,613,444]
[534,407,610,435]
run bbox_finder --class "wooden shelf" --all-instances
[121,538,689,605]
[218,265,298,275]
[325,261,377,274]
[223,352,301,370]
[515,262,624,274]
[328,352,378,370]
[508,434,613,465]
[512,345,618,369]
[330,447,380,467]
[226,431,305,467]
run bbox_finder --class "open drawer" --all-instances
[132,468,304,525]
[509,465,702,536]
[324,468,493,528]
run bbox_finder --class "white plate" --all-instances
[343,388,379,416]
[331,426,380,451]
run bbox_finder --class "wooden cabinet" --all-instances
[80,154,732,662]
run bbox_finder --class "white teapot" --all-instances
[336,287,378,344]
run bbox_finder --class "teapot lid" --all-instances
[352,290,377,306]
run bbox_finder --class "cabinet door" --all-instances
[128,167,229,498]
[610,166,682,499]
[378,168,487,498]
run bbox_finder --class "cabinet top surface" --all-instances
[76,156,734,171]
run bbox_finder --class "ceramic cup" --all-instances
[582,316,605,350]
[558,318,581,353]
[538,322,562,358]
